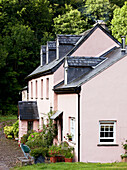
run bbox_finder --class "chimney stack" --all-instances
[56,37,59,60]
[121,36,126,52]
[40,45,43,66]
[64,57,68,86]
[46,42,49,64]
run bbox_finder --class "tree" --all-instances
[0,24,39,114]
[111,2,127,44]
[84,0,114,26]
[53,5,88,35]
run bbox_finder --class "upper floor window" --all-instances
[99,121,116,144]
[41,79,43,99]
[31,82,33,99]
[46,78,49,99]
[35,80,38,99]
[70,117,75,142]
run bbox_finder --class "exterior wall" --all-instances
[22,90,28,101]
[19,119,27,140]
[57,94,79,161]
[33,120,39,131]
[80,55,127,163]
[54,64,64,86]
[72,28,120,57]
[28,74,54,128]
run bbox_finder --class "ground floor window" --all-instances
[28,121,33,131]
[99,121,116,144]
[70,117,75,142]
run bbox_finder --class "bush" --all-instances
[48,145,60,157]
[26,139,45,149]
[13,120,19,138]
[7,135,13,139]
[30,147,48,159]
[4,125,14,138]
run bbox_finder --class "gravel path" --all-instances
[0,121,24,169]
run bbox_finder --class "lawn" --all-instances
[12,162,127,170]
[0,114,17,122]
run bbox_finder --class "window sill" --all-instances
[97,144,119,146]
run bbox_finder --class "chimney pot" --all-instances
[121,36,126,52]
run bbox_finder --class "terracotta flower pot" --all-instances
[65,158,73,162]
[50,156,57,163]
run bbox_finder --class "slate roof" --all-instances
[54,47,127,93]
[48,41,56,49]
[58,35,82,45]
[26,57,64,80]
[18,101,39,120]
[67,56,106,67]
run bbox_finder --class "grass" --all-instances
[12,162,127,170]
[0,114,17,122]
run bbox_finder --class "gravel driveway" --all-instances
[0,121,24,169]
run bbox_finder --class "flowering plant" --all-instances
[66,133,72,140]
[48,145,60,157]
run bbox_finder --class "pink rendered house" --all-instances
[19,21,127,163]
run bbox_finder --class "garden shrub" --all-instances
[13,120,19,138]
[30,147,48,159]
[26,139,45,149]
[4,125,14,138]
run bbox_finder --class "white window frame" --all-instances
[70,117,75,142]
[99,121,116,144]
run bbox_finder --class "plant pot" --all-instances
[65,158,73,162]
[50,156,57,163]
[122,157,127,162]
[34,155,45,164]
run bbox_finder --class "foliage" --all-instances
[0,115,17,122]
[30,147,48,159]
[42,111,57,147]
[4,120,19,138]
[13,120,19,138]
[111,2,127,44]
[4,126,14,137]
[48,145,60,157]
[54,4,88,35]
[7,135,13,139]
[59,142,74,158]
[84,0,116,27]
[20,131,33,144]
[26,139,45,149]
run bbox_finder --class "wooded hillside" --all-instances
[0,0,126,115]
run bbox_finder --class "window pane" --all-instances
[101,126,104,131]
[105,132,108,137]
[100,132,104,137]
[105,126,109,131]
[109,132,113,137]
[110,126,113,131]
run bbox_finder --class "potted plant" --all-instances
[65,152,74,162]
[48,145,60,163]
[30,147,47,164]
[121,141,127,162]
[66,133,72,141]
[64,148,74,162]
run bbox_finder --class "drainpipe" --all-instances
[78,93,80,162]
